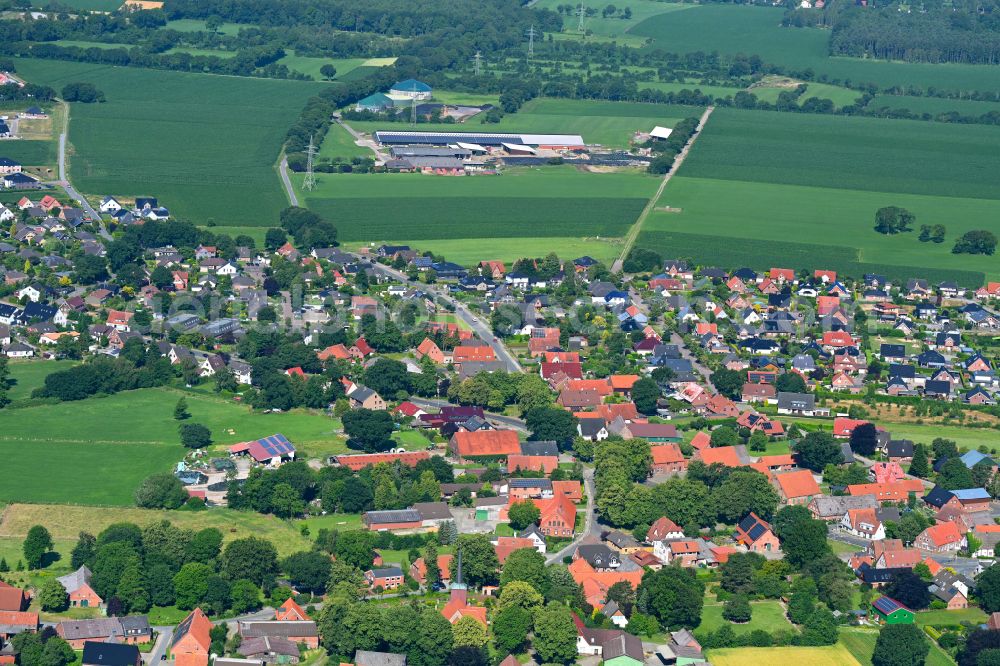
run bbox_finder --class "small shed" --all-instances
[872,596,914,624]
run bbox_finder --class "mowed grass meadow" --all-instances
[0,383,346,505]
[629,3,1000,94]
[13,58,327,226]
[638,108,1000,284]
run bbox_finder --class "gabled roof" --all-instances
[775,470,821,499]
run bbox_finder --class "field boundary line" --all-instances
[612,105,714,272]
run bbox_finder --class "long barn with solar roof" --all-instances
[229,433,296,466]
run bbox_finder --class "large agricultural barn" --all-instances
[373,131,586,152]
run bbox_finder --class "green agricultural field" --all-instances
[6,360,80,401]
[869,94,1000,117]
[838,627,953,666]
[430,91,500,106]
[348,97,703,148]
[640,81,743,98]
[875,423,1000,453]
[0,140,56,168]
[165,47,236,59]
[54,40,132,50]
[299,166,659,242]
[13,58,326,226]
[0,503,314,557]
[696,601,796,638]
[680,109,1000,200]
[629,4,1000,94]
[637,107,1000,283]
[276,54,368,81]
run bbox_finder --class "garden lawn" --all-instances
[293,513,364,534]
[915,608,988,626]
[839,627,954,666]
[13,58,326,226]
[695,600,795,637]
[0,503,314,557]
[708,645,862,666]
[629,4,1000,94]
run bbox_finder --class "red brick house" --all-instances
[365,567,404,590]
[649,443,687,475]
[0,582,28,612]
[775,470,822,505]
[742,383,776,403]
[507,454,559,474]
[415,338,446,363]
[534,491,577,537]
[410,554,454,583]
[735,513,780,553]
[914,522,965,553]
[171,608,212,666]
[275,598,308,622]
[57,566,103,609]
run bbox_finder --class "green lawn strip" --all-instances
[0,140,57,168]
[318,122,368,161]
[165,19,254,35]
[277,54,368,81]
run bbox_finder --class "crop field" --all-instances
[345,236,623,266]
[0,139,56,167]
[13,58,326,226]
[299,166,659,243]
[629,4,1000,94]
[348,97,704,148]
[637,108,1000,283]
[708,645,862,666]
[0,504,314,557]
[869,94,1000,117]
[696,601,795,637]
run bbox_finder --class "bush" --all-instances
[62,82,105,103]
[723,595,752,623]
[134,473,188,509]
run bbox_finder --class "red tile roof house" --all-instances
[620,422,679,443]
[552,480,583,501]
[275,597,309,622]
[171,608,212,666]
[0,611,38,640]
[833,417,869,439]
[649,443,687,475]
[106,309,134,332]
[914,522,966,553]
[493,538,536,565]
[774,470,822,505]
[332,451,429,472]
[0,582,28,612]
[415,338,446,363]
[410,554,454,583]
[449,430,521,462]
[534,491,577,537]
[365,566,405,591]
[452,345,496,366]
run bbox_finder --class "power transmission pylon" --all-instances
[577,3,586,32]
[472,51,483,76]
[303,135,317,191]
[526,25,536,58]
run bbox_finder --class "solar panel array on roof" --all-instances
[737,514,757,532]
[258,434,293,455]
[366,509,422,523]
[873,596,903,614]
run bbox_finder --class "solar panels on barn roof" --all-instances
[246,433,294,461]
[747,523,767,541]
[873,596,905,614]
